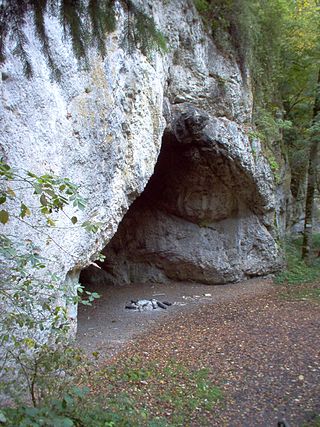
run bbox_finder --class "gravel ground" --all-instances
[76,279,320,426]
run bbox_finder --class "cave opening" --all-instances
[77,128,240,352]
[79,123,275,292]
[76,109,280,352]
[78,129,196,290]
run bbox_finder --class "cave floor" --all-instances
[76,278,320,427]
[76,277,273,360]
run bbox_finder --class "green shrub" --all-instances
[0,386,142,427]
[275,234,320,302]
[275,234,320,286]
[0,160,101,402]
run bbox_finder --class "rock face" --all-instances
[0,1,281,326]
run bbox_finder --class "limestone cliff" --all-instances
[0,0,281,325]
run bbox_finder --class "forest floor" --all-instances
[76,278,320,426]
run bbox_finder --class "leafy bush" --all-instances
[275,234,320,286]
[0,386,138,427]
[0,160,222,423]
[275,234,320,302]
[0,160,100,402]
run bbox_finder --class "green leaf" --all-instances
[33,183,42,194]
[22,337,36,349]
[47,218,56,227]
[7,187,16,197]
[40,194,48,206]
[73,198,86,210]
[90,292,100,299]
[41,205,52,215]
[96,252,106,262]
[20,203,31,219]
[0,410,6,423]
[0,210,9,224]
[71,216,78,224]
[44,188,55,197]
[72,386,90,398]
[25,407,39,417]
[0,194,6,204]
[0,162,14,179]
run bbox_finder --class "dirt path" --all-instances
[76,279,320,426]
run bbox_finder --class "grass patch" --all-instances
[95,357,222,426]
[1,357,222,426]
[302,415,320,427]
[275,234,320,302]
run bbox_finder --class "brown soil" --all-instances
[76,278,320,426]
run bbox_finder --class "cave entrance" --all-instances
[79,124,273,291]
[80,128,240,290]
[77,110,279,353]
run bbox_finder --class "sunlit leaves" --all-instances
[0,162,14,180]
[81,220,102,233]
[76,284,100,306]
[96,252,105,262]
[30,173,86,216]
[6,187,16,197]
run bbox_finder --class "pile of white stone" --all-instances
[125,299,172,312]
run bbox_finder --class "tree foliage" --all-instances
[279,1,320,258]
[122,0,167,55]
[194,0,319,117]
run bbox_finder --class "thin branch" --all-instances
[11,215,77,260]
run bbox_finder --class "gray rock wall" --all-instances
[0,0,281,330]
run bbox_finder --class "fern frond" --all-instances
[29,0,61,80]
[0,4,8,64]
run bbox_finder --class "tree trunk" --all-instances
[302,68,320,262]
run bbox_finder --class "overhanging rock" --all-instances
[81,105,282,286]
